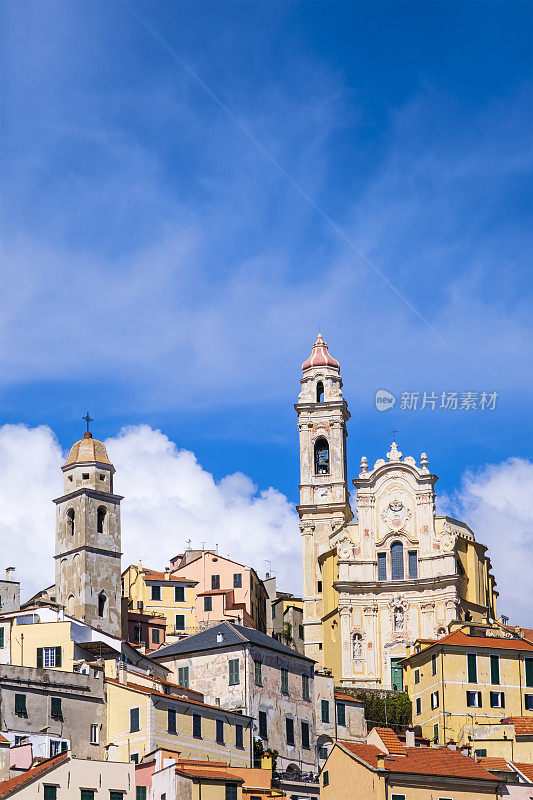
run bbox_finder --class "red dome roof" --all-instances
[302,333,340,372]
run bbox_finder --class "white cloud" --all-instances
[0,424,301,603]
[442,457,533,626]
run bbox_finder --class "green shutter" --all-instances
[0,627,4,648]
[336,703,346,726]
[321,700,330,723]
[55,647,62,668]
[229,659,239,685]
[15,694,26,715]
[136,789,147,800]
[467,653,477,683]
[37,647,43,668]
[80,791,95,800]
[525,658,533,688]
[51,697,62,719]
[490,655,500,685]
[110,792,125,800]
[43,787,57,800]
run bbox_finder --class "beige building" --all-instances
[265,575,304,655]
[0,752,135,799]
[122,563,197,637]
[296,334,498,689]
[320,727,501,800]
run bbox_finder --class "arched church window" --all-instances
[97,506,107,534]
[352,633,363,659]
[98,592,107,618]
[390,541,404,580]
[67,508,75,536]
[314,438,330,475]
[316,381,325,403]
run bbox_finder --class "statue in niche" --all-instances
[352,633,363,659]
[394,607,405,631]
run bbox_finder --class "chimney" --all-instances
[117,662,128,685]
[216,633,224,643]
[377,753,386,770]
[447,741,457,751]
[405,729,415,748]
[5,567,15,581]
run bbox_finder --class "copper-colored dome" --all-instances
[302,333,340,372]
[63,432,111,467]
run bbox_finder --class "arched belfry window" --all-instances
[391,541,404,580]
[67,508,75,536]
[98,592,107,618]
[314,438,330,475]
[97,506,107,534]
[316,381,324,403]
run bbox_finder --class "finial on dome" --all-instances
[387,440,402,462]
[360,456,368,474]
[83,412,93,439]
[420,452,429,470]
[302,333,340,372]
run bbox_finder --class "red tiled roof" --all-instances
[0,753,68,797]
[106,678,251,718]
[334,693,362,703]
[371,727,405,755]
[514,762,533,782]
[197,589,231,596]
[339,742,499,781]
[404,630,533,661]
[176,765,244,782]
[302,333,340,372]
[501,717,533,736]
[0,735,9,745]
[477,757,513,772]
[142,570,193,584]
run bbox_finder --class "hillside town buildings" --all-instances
[0,334,532,797]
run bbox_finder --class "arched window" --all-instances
[316,381,324,403]
[97,506,107,534]
[66,508,75,536]
[390,541,404,580]
[314,438,330,475]
[98,592,107,618]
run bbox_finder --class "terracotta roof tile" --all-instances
[0,735,9,745]
[0,753,68,797]
[501,717,533,735]
[404,630,533,662]
[175,766,244,782]
[340,742,499,781]
[142,570,193,584]
[372,727,405,755]
[334,693,362,703]
[63,434,111,466]
[514,762,533,782]
[302,333,340,372]
[106,678,251,718]
[477,757,513,772]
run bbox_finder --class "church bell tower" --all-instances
[54,420,123,637]
[295,334,352,663]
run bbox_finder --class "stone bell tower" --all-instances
[54,420,123,637]
[295,334,352,664]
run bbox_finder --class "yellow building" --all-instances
[402,623,533,751]
[105,668,253,767]
[122,563,197,637]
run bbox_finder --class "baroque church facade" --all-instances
[296,334,497,690]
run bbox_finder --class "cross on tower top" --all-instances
[391,428,398,442]
[83,412,93,438]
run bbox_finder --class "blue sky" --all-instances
[1,2,532,608]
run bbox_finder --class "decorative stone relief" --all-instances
[337,537,354,561]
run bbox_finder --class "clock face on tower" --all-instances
[315,486,331,502]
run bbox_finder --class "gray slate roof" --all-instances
[151,621,314,663]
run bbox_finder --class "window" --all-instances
[67,508,75,536]
[255,661,262,686]
[391,796,406,800]
[178,666,189,688]
[51,697,62,720]
[281,667,289,695]
[415,697,421,716]
[130,754,139,764]
[216,719,224,744]
[377,552,387,581]
[466,690,482,708]
[391,542,404,580]
[14,694,27,716]
[336,702,346,726]
[285,717,295,746]
[98,592,107,618]
[50,740,62,757]
[167,709,177,733]
[225,785,238,800]
[525,657,533,687]
[130,707,140,732]
[204,596,212,612]
[317,580,322,593]
[90,724,99,745]
[490,691,505,708]
[229,659,240,686]
[467,653,478,683]
[175,614,185,631]
[301,720,310,749]
[152,628,160,644]
[44,788,57,800]
[316,381,324,403]
[133,626,142,643]
[474,748,487,758]
[322,770,329,787]
[525,694,533,710]
[271,605,276,619]
[408,551,418,579]
[259,710,267,739]
[233,573,242,588]
[235,724,244,749]
[0,627,4,648]
[81,792,95,800]
[174,586,185,602]
[414,668,420,684]
[314,438,330,475]
[299,624,304,640]
[212,574,220,590]
[490,654,500,685]
[37,647,62,668]
[82,473,90,480]
[151,585,161,601]
[110,793,125,800]
[193,713,202,738]
[321,699,330,724]
[302,673,310,701]
[318,746,328,760]
[431,653,437,676]
[96,506,107,534]
[433,723,439,744]
[431,690,439,709]
[136,789,147,800]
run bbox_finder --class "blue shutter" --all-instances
[408,551,418,579]
[36,648,43,668]
[378,553,387,581]
[390,542,404,580]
